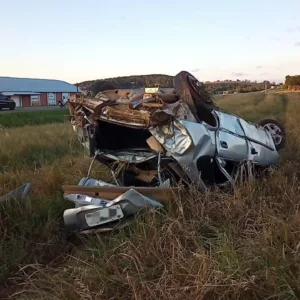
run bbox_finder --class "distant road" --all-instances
[0,106,67,113]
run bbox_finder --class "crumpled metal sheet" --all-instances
[99,151,157,163]
[171,120,216,190]
[158,100,197,122]
[63,187,163,232]
[149,120,192,155]
[148,101,199,155]
[70,91,198,130]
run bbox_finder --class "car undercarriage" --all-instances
[57,71,287,233]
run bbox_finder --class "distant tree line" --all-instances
[204,79,275,94]
[285,75,300,90]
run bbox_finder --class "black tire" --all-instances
[259,119,286,151]
[9,102,16,110]
[173,71,217,126]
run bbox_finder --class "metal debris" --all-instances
[63,180,163,232]
[0,183,32,204]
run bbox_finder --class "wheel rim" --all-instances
[262,123,283,146]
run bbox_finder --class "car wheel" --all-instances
[259,119,286,151]
[9,106,15,110]
[173,71,217,126]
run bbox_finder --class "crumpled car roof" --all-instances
[68,89,197,128]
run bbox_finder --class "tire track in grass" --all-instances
[252,92,266,106]
[253,92,284,122]
[231,93,266,122]
[217,93,267,121]
[217,92,287,123]
[279,93,290,125]
[279,92,300,164]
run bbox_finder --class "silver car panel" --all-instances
[215,111,245,136]
[214,111,279,165]
[239,118,276,150]
[156,120,216,190]
[248,141,280,166]
[217,130,248,161]
[63,188,163,232]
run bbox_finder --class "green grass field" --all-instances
[1,92,300,299]
[0,109,69,128]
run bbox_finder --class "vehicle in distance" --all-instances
[0,94,16,110]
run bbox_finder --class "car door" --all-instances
[214,111,249,161]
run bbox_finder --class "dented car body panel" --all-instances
[64,71,284,233]
[68,89,280,188]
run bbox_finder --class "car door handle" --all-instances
[251,148,258,154]
[220,141,228,149]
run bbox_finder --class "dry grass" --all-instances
[1,92,300,299]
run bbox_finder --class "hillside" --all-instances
[76,73,277,96]
[77,74,174,95]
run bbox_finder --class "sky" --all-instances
[0,0,300,84]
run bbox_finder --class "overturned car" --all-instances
[63,71,286,233]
